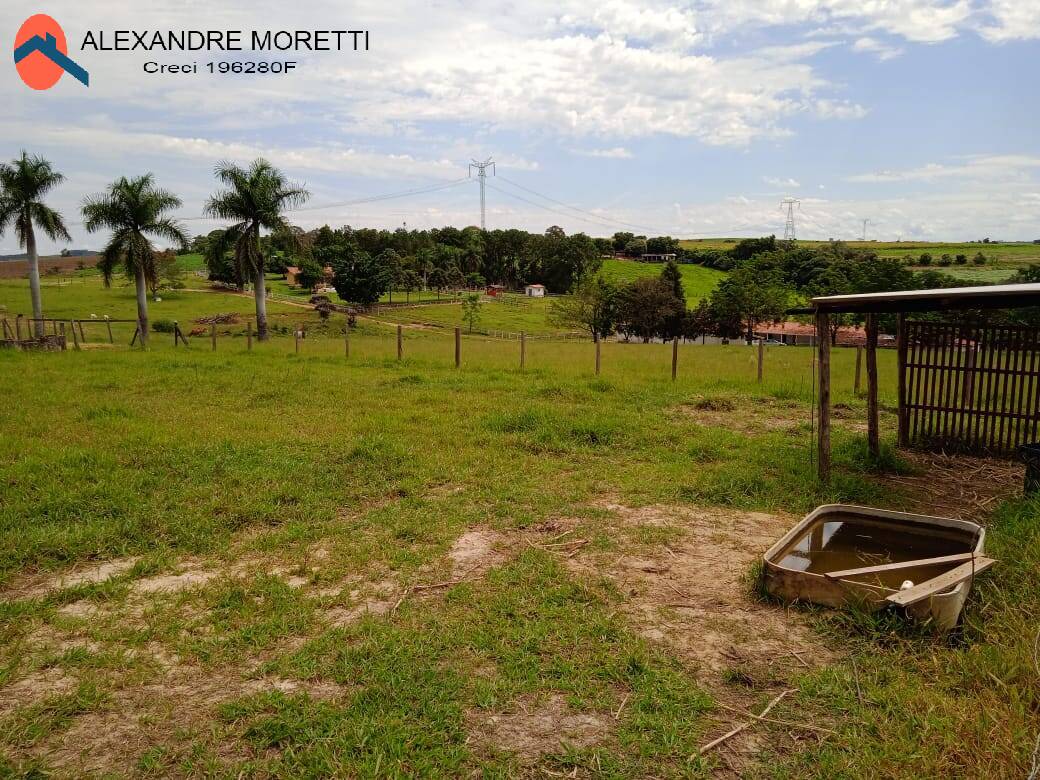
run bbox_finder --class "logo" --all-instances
[13,14,89,89]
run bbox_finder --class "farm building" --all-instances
[641,253,677,262]
[285,265,334,287]
[524,284,546,297]
[485,284,507,297]
[753,321,896,347]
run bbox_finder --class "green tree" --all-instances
[706,266,789,343]
[0,152,71,337]
[204,159,309,340]
[330,245,392,306]
[617,277,684,342]
[461,293,482,333]
[428,267,447,298]
[401,269,422,302]
[660,259,685,304]
[82,174,188,348]
[294,257,325,290]
[548,276,619,338]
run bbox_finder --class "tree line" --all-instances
[198,223,603,305]
[548,234,1032,343]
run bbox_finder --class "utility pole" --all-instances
[469,157,495,230]
[861,218,870,241]
[780,197,800,241]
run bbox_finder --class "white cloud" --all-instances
[847,155,1040,183]
[979,0,1040,41]
[763,176,801,188]
[572,147,633,159]
[852,36,904,61]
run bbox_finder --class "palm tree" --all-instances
[0,152,71,337]
[204,159,308,340]
[81,175,187,348]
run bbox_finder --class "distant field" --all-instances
[679,239,1040,270]
[0,255,99,278]
[599,258,725,302]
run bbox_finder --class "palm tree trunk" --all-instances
[25,223,44,338]
[134,265,149,347]
[254,265,268,340]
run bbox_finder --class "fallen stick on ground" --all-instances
[713,701,835,735]
[614,692,630,720]
[697,689,794,755]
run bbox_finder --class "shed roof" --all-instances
[809,283,1040,314]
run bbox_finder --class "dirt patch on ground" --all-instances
[878,450,1022,522]
[325,578,400,627]
[132,566,219,595]
[678,396,804,434]
[577,502,828,677]
[0,666,78,716]
[448,528,510,577]
[565,500,832,774]
[38,663,346,776]
[3,556,140,599]
[466,694,613,763]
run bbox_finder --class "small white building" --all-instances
[524,284,546,298]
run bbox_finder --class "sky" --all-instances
[2,0,1039,253]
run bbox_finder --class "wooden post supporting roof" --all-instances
[816,311,831,482]
[897,313,909,447]
[866,313,880,457]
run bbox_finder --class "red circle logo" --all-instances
[14,14,68,90]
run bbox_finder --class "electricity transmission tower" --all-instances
[780,197,800,240]
[861,219,871,241]
[469,157,495,230]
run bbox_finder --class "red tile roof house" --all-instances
[753,321,896,347]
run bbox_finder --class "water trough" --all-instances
[763,504,993,631]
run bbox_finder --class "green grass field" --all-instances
[599,258,725,302]
[0,268,1036,778]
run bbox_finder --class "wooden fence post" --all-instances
[105,317,113,344]
[816,311,831,482]
[247,321,253,351]
[865,314,879,457]
[671,337,679,381]
[173,321,180,347]
[1,318,10,340]
[454,327,460,368]
[757,338,764,383]
[854,345,863,395]
[211,323,217,351]
[15,315,22,341]
[896,313,908,447]
[397,325,403,360]
[595,334,601,375]
[71,320,80,350]
[343,323,349,358]
[295,326,300,354]
[78,320,86,344]
[59,321,67,351]
[520,332,526,370]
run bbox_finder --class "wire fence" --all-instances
[0,311,885,403]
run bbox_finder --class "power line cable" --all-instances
[495,174,665,234]
[484,181,653,233]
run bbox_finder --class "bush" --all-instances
[919,253,932,265]
[152,319,176,333]
[955,253,968,265]
[973,252,987,265]
[938,254,952,267]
